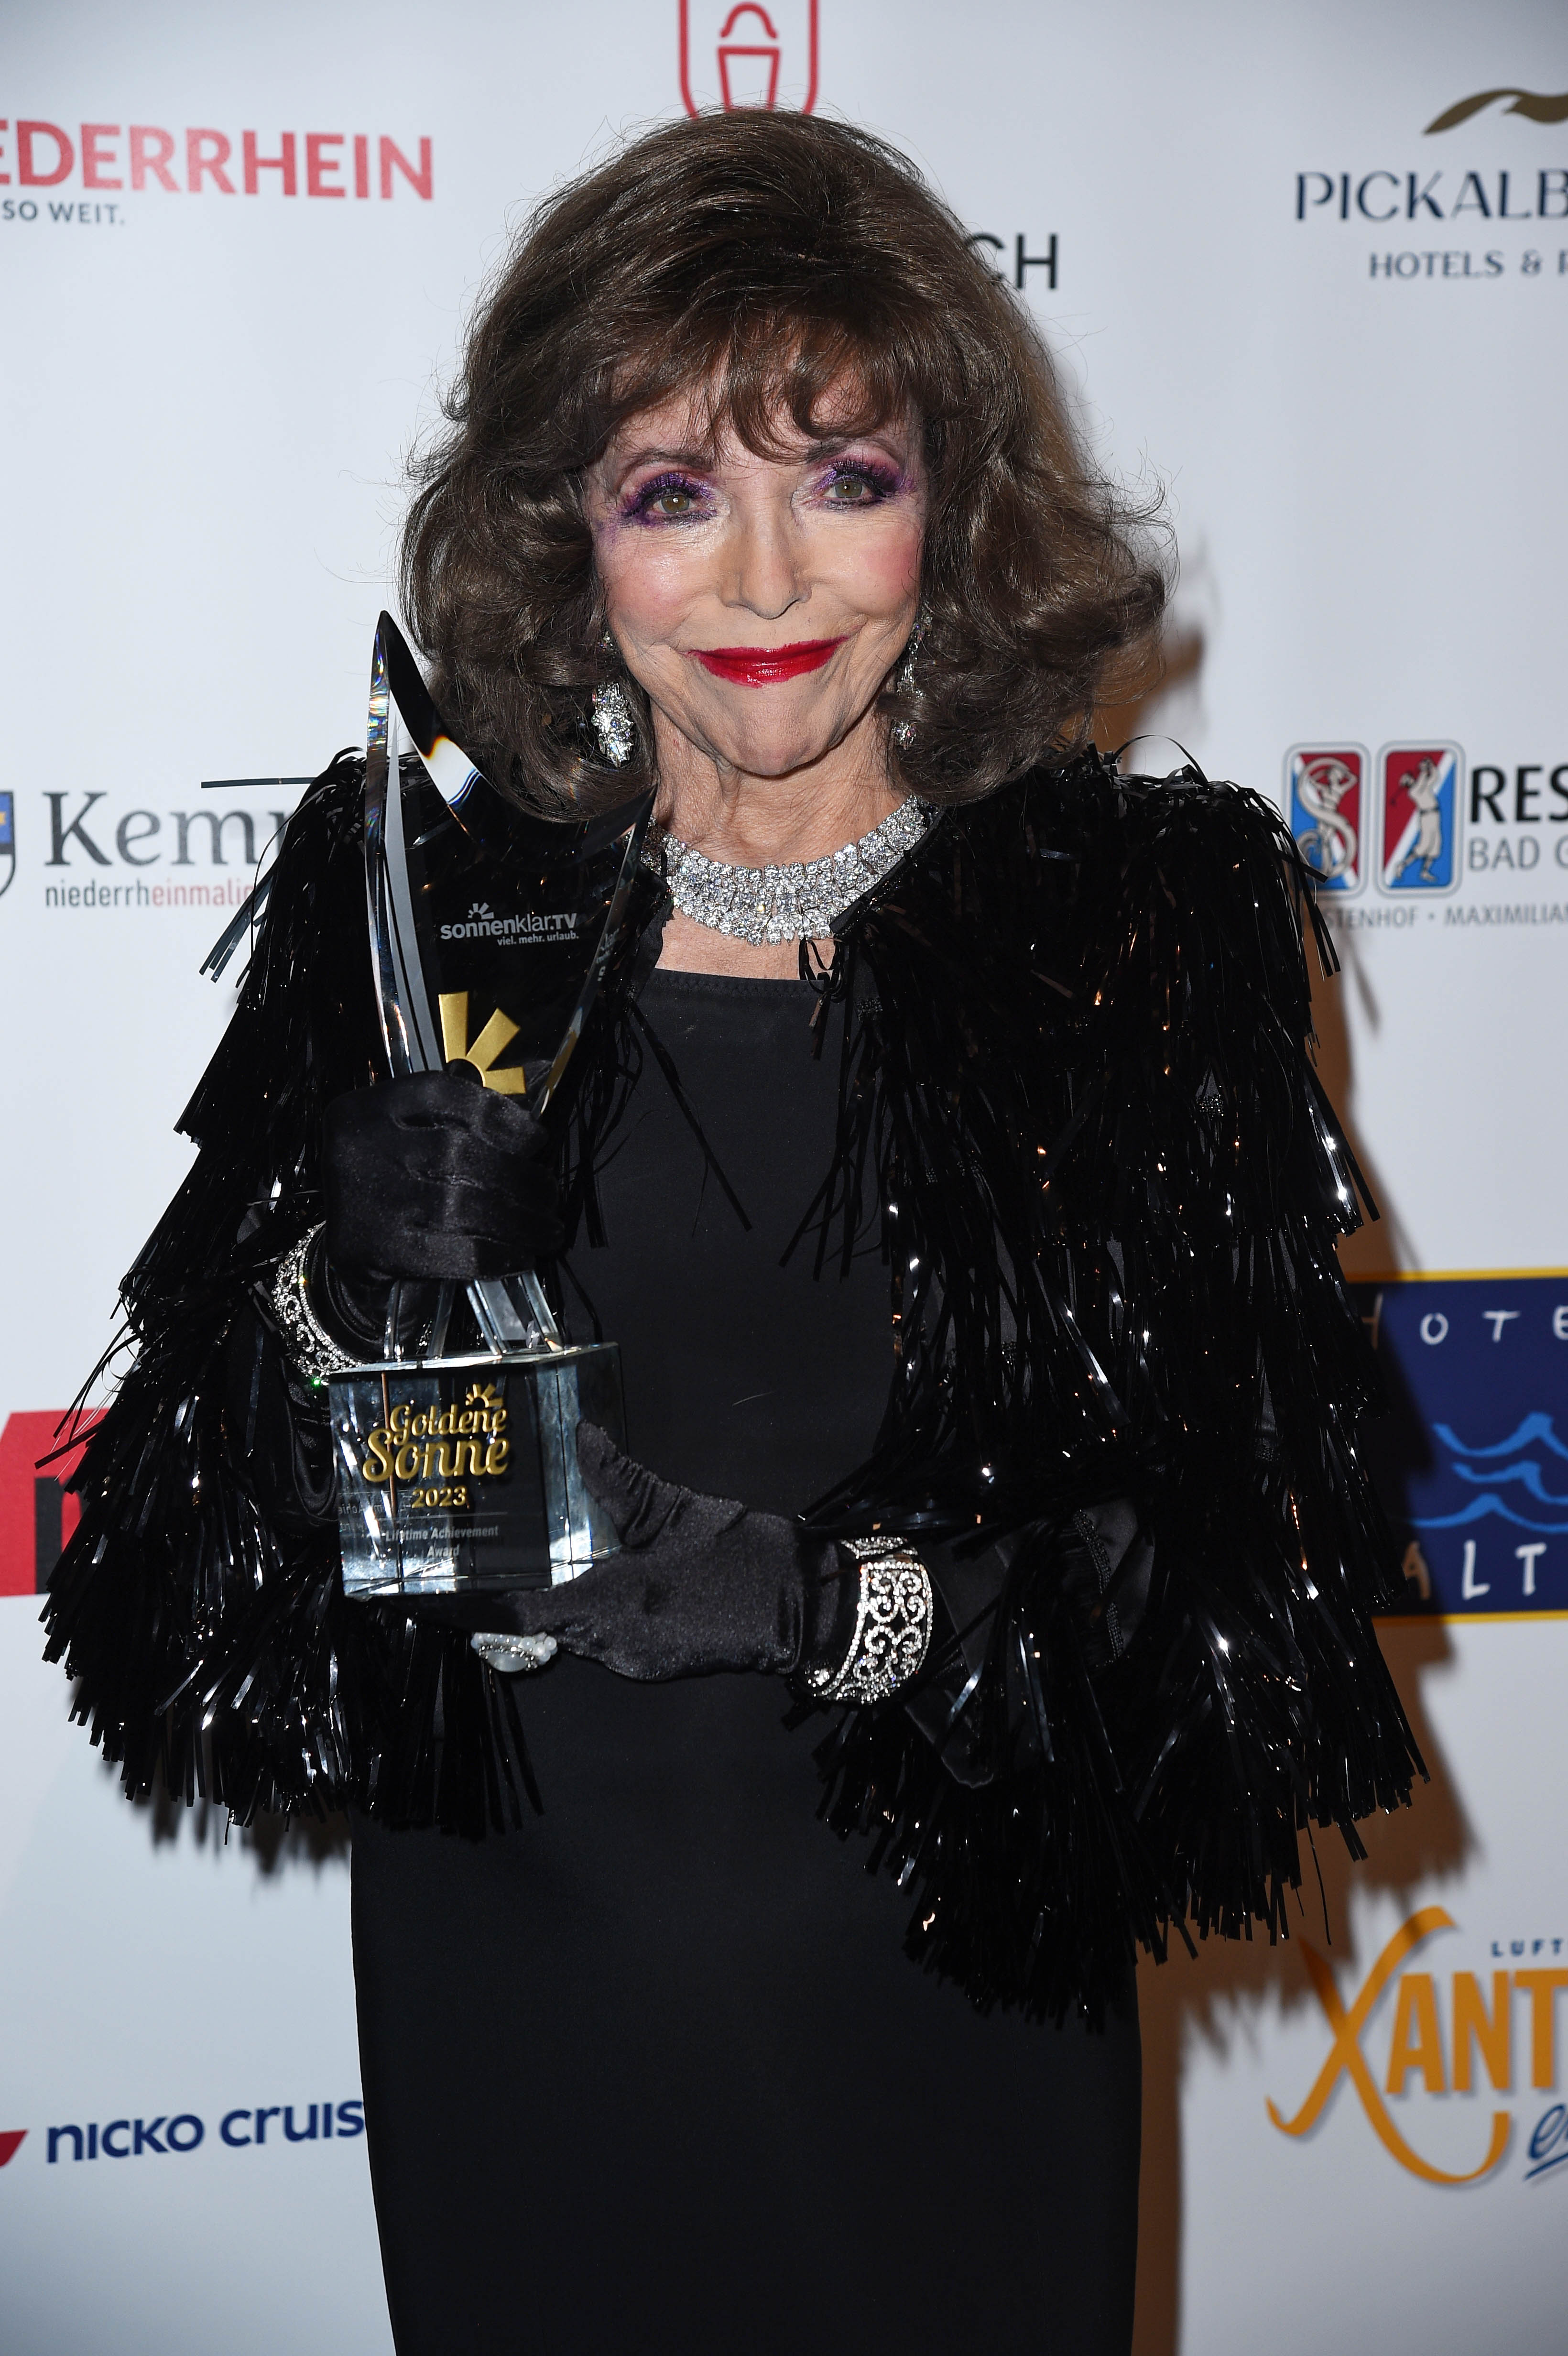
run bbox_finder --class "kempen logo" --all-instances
[22,786,295,918]
[1268,1907,1568,2185]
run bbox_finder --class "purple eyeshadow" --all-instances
[617,449,907,522]
[622,470,710,520]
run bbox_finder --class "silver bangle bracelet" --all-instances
[270,1224,358,1387]
[804,1535,933,1705]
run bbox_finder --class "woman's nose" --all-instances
[722,502,806,621]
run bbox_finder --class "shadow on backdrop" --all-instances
[136,1777,350,1872]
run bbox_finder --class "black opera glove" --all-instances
[318,1070,562,1347]
[484,1424,856,1683]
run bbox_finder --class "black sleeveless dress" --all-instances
[350,971,1142,2356]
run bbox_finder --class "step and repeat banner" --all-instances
[0,3,1563,2351]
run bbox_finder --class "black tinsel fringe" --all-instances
[43,748,1422,2013]
[794,757,1422,2017]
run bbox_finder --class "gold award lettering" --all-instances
[361,1381,511,1485]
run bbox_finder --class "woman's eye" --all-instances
[823,468,889,505]
[628,477,706,520]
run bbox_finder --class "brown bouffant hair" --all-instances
[401,110,1169,814]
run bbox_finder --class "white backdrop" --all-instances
[1,4,1564,2350]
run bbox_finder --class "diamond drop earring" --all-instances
[889,606,929,751]
[591,679,635,766]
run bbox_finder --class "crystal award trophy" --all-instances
[331,614,651,1602]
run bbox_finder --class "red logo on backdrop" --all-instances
[0,1412,102,1598]
[0,121,431,201]
[679,0,820,114]
[0,2132,26,2169]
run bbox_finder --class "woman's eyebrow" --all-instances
[610,444,715,478]
[610,428,907,480]
[802,429,914,469]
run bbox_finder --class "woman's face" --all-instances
[586,385,926,785]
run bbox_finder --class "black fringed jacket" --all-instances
[44,749,1421,2017]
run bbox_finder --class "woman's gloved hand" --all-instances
[478,1424,855,1682]
[317,1069,562,1350]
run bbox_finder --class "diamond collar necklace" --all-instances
[647,797,932,947]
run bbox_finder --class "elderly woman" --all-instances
[48,111,1419,2356]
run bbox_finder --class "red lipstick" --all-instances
[691,638,846,687]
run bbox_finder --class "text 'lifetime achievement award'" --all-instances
[332,615,650,1601]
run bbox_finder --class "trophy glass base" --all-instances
[330,1343,624,1600]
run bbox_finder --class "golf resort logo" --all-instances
[1285,745,1463,896]
[1287,743,1568,924]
